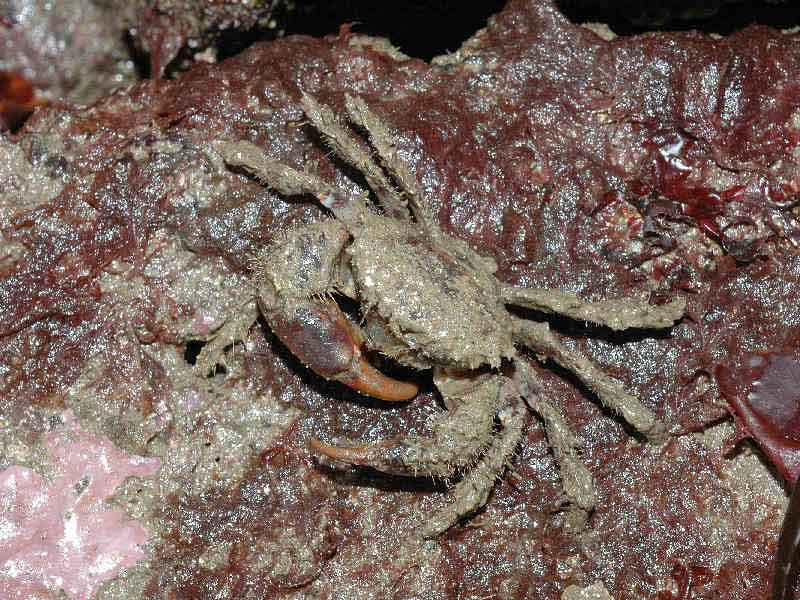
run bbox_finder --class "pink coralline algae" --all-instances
[0,412,160,599]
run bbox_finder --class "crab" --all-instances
[201,93,685,537]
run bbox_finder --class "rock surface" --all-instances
[1,0,800,598]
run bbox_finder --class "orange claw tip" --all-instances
[309,438,373,465]
[339,357,419,402]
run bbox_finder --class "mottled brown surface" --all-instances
[134,0,283,78]
[1,0,281,103]
[2,0,800,598]
[1,0,137,104]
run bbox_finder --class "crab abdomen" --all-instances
[348,218,514,370]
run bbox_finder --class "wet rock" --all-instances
[1,0,137,105]
[2,0,800,598]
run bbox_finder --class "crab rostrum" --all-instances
[204,94,685,537]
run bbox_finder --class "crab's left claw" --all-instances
[339,350,420,402]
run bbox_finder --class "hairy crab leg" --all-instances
[193,299,260,376]
[512,318,666,441]
[217,138,418,400]
[311,372,524,537]
[311,372,506,478]
[421,396,526,538]
[343,94,439,238]
[514,360,596,530]
[502,286,685,331]
[218,140,368,223]
[299,93,408,220]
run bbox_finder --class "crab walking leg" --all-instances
[217,140,368,223]
[512,318,666,441]
[299,93,408,220]
[502,286,685,331]
[194,299,260,376]
[343,94,439,237]
[421,396,526,538]
[311,372,505,478]
[514,360,596,530]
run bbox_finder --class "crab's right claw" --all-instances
[264,298,418,402]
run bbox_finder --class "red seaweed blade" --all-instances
[716,353,800,600]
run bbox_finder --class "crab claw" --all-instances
[264,297,418,402]
[309,438,374,464]
[339,354,419,401]
[309,438,409,475]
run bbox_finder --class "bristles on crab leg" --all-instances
[310,372,508,486]
[217,139,367,222]
[343,94,438,237]
[514,360,596,530]
[299,92,408,220]
[502,286,685,331]
[513,318,666,441]
[421,397,526,538]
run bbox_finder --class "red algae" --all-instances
[634,133,750,251]
[716,352,800,484]
[715,351,800,600]
[651,564,714,600]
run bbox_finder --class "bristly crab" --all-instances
[201,93,685,537]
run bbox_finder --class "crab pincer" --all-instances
[308,438,412,474]
[263,296,418,402]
